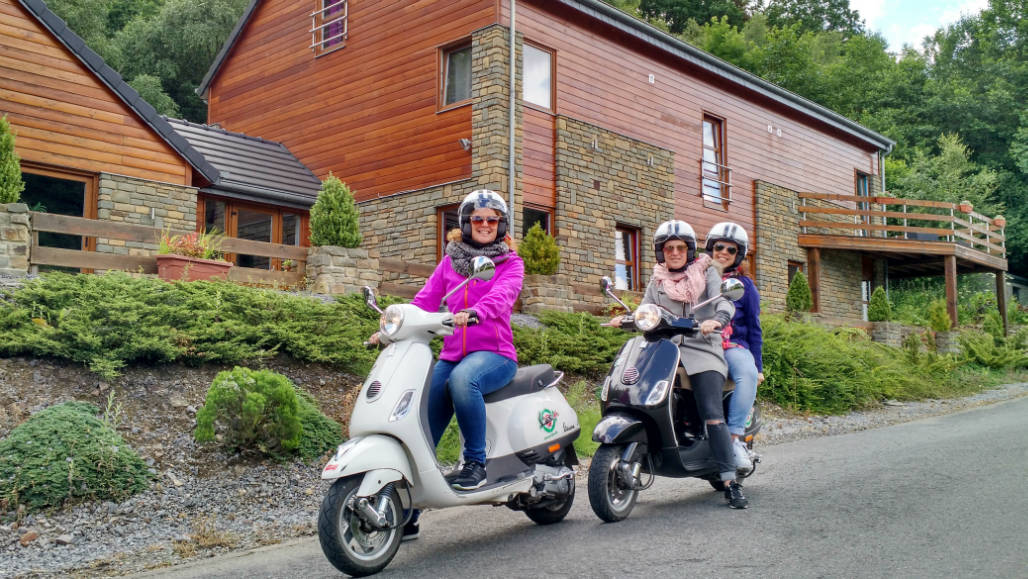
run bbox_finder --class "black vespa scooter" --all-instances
[587,277,762,522]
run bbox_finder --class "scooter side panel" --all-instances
[349,341,434,438]
[321,434,414,487]
[605,337,680,407]
[592,412,645,444]
[486,387,580,459]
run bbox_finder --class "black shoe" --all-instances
[450,461,487,490]
[725,481,748,509]
[401,509,420,542]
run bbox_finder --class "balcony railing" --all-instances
[797,193,1006,258]
[699,159,732,204]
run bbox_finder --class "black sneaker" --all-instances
[725,481,748,509]
[401,509,420,542]
[450,461,487,490]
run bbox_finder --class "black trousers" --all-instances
[689,370,735,480]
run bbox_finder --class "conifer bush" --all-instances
[0,114,25,204]
[310,175,361,247]
[194,367,342,460]
[868,286,892,322]
[517,223,560,275]
[927,299,953,332]
[785,271,813,314]
[0,402,152,512]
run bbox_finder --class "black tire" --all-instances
[525,475,576,525]
[708,479,727,492]
[587,444,639,522]
[317,476,403,577]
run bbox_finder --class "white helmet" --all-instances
[458,189,509,242]
[705,221,749,270]
[653,220,696,264]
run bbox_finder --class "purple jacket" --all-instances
[411,253,524,363]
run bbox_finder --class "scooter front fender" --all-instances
[321,435,414,495]
[592,412,646,445]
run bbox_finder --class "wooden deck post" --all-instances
[807,247,821,312]
[944,255,958,329]
[996,271,1008,336]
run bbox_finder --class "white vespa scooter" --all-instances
[317,256,580,577]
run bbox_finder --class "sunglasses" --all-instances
[470,216,502,225]
[713,243,738,255]
[664,244,690,254]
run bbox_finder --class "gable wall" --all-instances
[0,0,190,184]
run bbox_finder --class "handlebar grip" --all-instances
[467,312,480,325]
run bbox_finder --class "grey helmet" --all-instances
[459,189,508,241]
[653,220,696,264]
[705,221,749,270]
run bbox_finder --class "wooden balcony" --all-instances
[795,193,1008,328]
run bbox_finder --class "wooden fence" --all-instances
[797,193,1006,257]
[29,212,307,287]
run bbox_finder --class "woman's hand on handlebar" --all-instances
[605,315,624,328]
[366,332,381,346]
[699,319,722,335]
[454,310,479,327]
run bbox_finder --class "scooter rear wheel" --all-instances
[588,444,639,522]
[317,475,403,577]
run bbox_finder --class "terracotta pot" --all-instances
[993,215,1006,228]
[957,201,973,213]
[156,254,232,282]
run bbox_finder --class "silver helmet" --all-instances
[458,189,509,241]
[705,221,749,270]
[653,220,696,264]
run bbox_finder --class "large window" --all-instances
[20,166,98,263]
[200,196,308,270]
[614,226,639,291]
[701,114,731,204]
[442,44,472,106]
[437,204,460,260]
[312,0,347,55]
[856,170,871,236]
[523,43,553,109]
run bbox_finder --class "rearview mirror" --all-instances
[362,286,382,314]
[600,276,613,293]
[720,278,744,302]
[470,256,496,281]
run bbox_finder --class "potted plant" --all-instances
[156,228,232,282]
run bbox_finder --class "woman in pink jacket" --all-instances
[410,189,524,492]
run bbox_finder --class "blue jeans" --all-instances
[725,346,758,436]
[428,351,517,465]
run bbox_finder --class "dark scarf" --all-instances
[446,239,510,277]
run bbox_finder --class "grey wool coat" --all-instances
[640,265,735,378]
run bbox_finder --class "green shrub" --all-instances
[927,299,953,332]
[309,175,361,248]
[0,114,24,204]
[0,402,152,512]
[983,309,1005,342]
[785,271,812,315]
[513,311,630,378]
[958,330,1028,369]
[867,286,892,322]
[194,367,342,460]
[517,223,560,275]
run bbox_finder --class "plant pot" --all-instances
[957,201,973,213]
[156,254,232,282]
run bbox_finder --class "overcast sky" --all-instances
[849,0,991,51]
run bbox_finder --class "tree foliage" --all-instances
[309,175,362,248]
[0,115,24,204]
[518,223,561,275]
[867,286,891,322]
[785,270,812,314]
[639,0,750,33]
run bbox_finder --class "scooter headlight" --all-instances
[633,304,662,332]
[381,304,404,337]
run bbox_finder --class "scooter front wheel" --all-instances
[317,475,403,577]
[588,444,639,522]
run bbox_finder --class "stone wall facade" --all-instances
[0,203,30,277]
[520,274,573,313]
[555,116,674,310]
[97,173,197,255]
[306,246,381,295]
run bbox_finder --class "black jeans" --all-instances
[689,370,735,481]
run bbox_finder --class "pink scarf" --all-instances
[651,254,713,304]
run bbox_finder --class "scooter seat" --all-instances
[483,364,558,404]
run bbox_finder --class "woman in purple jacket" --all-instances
[706,222,763,472]
[410,189,524,491]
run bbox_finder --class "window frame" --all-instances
[522,204,554,236]
[437,204,460,261]
[700,113,732,207]
[198,195,310,270]
[614,224,640,291]
[311,0,347,57]
[787,260,804,285]
[522,42,555,112]
[20,162,98,252]
[855,170,871,236]
[439,41,473,110]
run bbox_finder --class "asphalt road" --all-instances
[137,396,1028,579]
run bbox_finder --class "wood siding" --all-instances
[511,0,881,240]
[0,0,190,184]
[522,106,554,208]
[207,0,498,201]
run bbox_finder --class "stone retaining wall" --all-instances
[306,246,381,295]
[97,173,196,255]
[0,203,30,277]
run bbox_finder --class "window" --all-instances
[523,206,552,236]
[200,196,309,270]
[437,205,460,260]
[443,44,472,106]
[701,114,731,204]
[523,44,552,109]
[787,261,803,285]
[311,0,347,55]
[20,166,98,264]
[856,171,871,236]
[614,226,639,291]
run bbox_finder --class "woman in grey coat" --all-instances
[611,220,748,509]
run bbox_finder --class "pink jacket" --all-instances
[411,253,524,363]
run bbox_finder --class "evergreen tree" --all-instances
[0,115,25,204]
[309,175,361,248]
[867,286,892,322]
[518,223,561,275]
[785,270,812,314]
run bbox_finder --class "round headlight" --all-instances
[633,304,662,332]
[381,304,404,337]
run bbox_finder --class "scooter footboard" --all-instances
[592,412,646,444]
[321,435,414,495]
